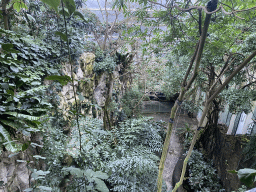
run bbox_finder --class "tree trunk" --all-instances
[103,73,114,130]
[2,0,10,30]
[172,50,256,191]
[157,9,213,192]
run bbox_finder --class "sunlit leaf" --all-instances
[24,188,33,191]
[0,124,19,152]
[94,171,109,180]
[59,8,70,17]
[4,112,40,121]
[37,186,52,191]
[94,178,109,192]
[78,93,85,101]
[13,1,28,12]
[237,168,256,187]
[8,152,19,158]
[33,155,46,160]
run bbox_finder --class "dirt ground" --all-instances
[143,112,198,191]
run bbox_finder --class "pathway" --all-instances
[143,112,198,191]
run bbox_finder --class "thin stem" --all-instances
[61,0,82,152]
[182,42,199,87]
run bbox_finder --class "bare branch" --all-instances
[209,57,235,91]
[241,80,256,89]
[103,0,109,50]
[108,10,118,34]
[148,0,168,8]
[173,4,256,19]
[97,0,106,23]
[185,13,212,90]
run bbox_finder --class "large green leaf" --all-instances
[94,171,109,180]
[13,0,28,12]
[63,0,76,15]
[237,168,256,187]
[94,178,109,192]
[45,75,71,85]
[73,11,88,22]
[84,169,109,191]
[62,167,84,177]
[37,186,52,191]
[40,0,60,13]
[55,31,68,42]
[59,8,70,17]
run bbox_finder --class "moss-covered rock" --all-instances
[59,52,96,120]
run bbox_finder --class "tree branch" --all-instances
[182,42,199,87]
[157,2,214,191]
[148,0,167,8]
[208,50,256,103]
[209,57,236,91]
[241,80,256,89]
[185,12,212,90]
[173,4,256,19]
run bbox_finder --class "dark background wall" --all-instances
[197,125,256,191]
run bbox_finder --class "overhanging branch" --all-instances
[208,50,256,103]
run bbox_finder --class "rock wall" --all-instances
[0,133,44,192]
[0,152,31,192]
[60,52,96,121]
[0,53,97,192]
[59,52,133,120]
[197,124,254,191]
[0,52,134,191]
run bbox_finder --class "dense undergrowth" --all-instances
[41,116,167,191]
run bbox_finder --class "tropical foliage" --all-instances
[1,0,256,191]
[42,116,167,191]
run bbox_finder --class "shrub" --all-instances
[188,150,225,192]
[42,116,167,191]
[121,88,144,118]
[93,55,116,74]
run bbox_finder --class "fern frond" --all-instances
[0,119,22,130]
[4,112,40,121]
[17,85,47,97]
[0,124,20,152]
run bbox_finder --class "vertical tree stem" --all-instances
[157,88,185,192]
[61,0,82,152]
[172,101,209,191]
[157,9,213,192]
[2,0,10,30]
